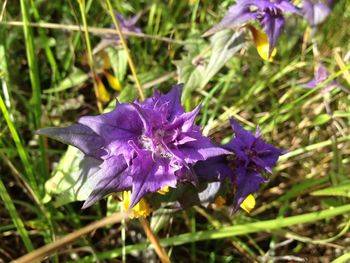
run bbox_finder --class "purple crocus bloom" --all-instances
[37,85,229,209]
[194,118,285,212]
[302,0,334,26]
[204,0,301,57]
[305,63,348,93]
[225,119,285,210]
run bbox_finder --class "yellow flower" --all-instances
[240,194,256,213]
[158,186,170,195]
[103,70,122,91]
[96,76,111,103]
[248,25,277,62]
[122,191,152,219]
[214,195,226,208]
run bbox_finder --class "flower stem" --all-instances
[139,217,170,263]
[77,0,103,113]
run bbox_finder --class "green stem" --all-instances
[77,0,103,113]
[76,204,350,261]
[105,0,145,101]
[19,0,48,182]
[0,175,34,252]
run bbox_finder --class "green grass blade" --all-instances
[0,83,38,194]
[19,0,48,182]
[332,252,350,263]
[30,0,61,83]
[19,0,42,129]
[76,204,350,261]
[0,175,34,252]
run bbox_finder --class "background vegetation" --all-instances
[1,0,350,262]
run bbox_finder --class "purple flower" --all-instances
[93,12,142,54]
[37,85,229,209]
[114,12,142,40]
[195,118,285,211]
[204,0,301,57]
[305,63,348,93]
[302,0,334,26]
[225,119,285,210]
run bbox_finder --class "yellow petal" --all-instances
[96,77,110,103]
[214,195,226,208]
[158,186,170,195]
[122,191,152,219]
[240,194,256,214]
[103,70,122,91]
[248,25,277,62]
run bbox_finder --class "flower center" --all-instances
[139,130,172,159]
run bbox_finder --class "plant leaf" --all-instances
[44,68,89,93]
[311,182,350,198]
[174,30,244,100]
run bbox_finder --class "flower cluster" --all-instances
[204,0,338,60]
[38,85,285,216]
[204,0,301,58]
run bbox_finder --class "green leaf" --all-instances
[43,89,136,206]
[75,204,350,261]
[150,208,173,234]
[311,182,350,198]
[313,114,331,126]
[332,252,350,263]
[106,47,128,82]
[44,68,89,93]
[43,146,101,206]
[174,30,244,100]
[174,56,205,95]
[0,176,34,252]
[202,30,244,88]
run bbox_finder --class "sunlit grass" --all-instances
[1,1,350,262]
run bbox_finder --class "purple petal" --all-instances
[174,134,230,164]
[36,124,106,158]
[203,2,257,36]
[125,12,142,27]
[277,0,302,15]
[316,63,330,82]
[232,166,266,212]
[304,64,348,93]
[165,104,201,132]
[304,79,318,89]
[78,103,143,157]
[261,13,285,57]
[82,154,130,209]
[303,0,331,26]
[253,140,285,170]
[225,138,250,164]
[141,84,185,121]
[229,119,255,148]
[194,156,233,182]
[129,153,177,208]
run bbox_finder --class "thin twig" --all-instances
[105,0,145,100]
[139,217,171,263]
[0,21,185,45]
[77,0,103,113]
[12,212,128,263]
[0,0,7,22]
